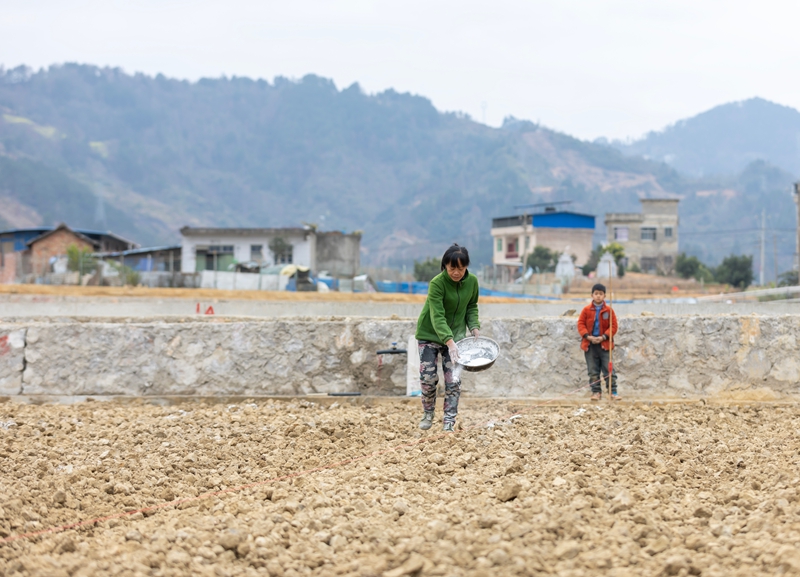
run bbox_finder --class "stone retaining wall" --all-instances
[0,315,798,398]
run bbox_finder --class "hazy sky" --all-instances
[2,0,799,141]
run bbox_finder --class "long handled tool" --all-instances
[607,259,614,400]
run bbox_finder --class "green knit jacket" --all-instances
[415,270,481,345]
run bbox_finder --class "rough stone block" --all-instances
[0,328,25,395]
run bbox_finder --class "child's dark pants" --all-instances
[585,343,617,394]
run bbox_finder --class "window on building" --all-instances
[641,227,657,241]
[275,246,293,264]
[251,244,263,261]
[664,227,673,238]
[614,227,629,242]
[525,236,530,249]
[506,240,518,257]
[205,245,235,271]
[268,237,293,265]
[496,238,502,252]
[641,257,658,272]
[195,249,207,272]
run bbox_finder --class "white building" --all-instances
[180,227,316,273]
[179,226,362,277]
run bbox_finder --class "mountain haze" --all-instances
[0,64,796,274]
[613,98,800,177]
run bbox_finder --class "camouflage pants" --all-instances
[585,343,617,394]
[418,341,461,424]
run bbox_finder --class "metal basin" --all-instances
[455,336,500,372]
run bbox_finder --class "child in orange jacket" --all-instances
[577,283,619,401]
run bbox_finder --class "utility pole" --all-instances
[795,183,800,278]
[773,233,779,284]
[760,210,765,286]
[520,212,529,295]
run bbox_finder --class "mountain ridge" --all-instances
[612,97,800,177]
[0,63,796,275]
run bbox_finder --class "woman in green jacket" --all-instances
[415,244,480,432]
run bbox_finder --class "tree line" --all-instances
[411,246,787,291]
[675,253,757,288]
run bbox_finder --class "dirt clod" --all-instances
[693,506,712,518]
[56,538,75,553]
[219,528,245,550]
[662,554,690,576]
[496,479,521,502]
[125,529,142,542]
[384,553,426,577]
[392,499,409,515]
[553,539,580,560]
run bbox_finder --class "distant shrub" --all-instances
[66,244,96,273]
[714,254,753,289]
[414,257,440,282]
[675,253,714,282]
[525,246,557,273]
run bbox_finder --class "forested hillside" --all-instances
[0,64,796,270]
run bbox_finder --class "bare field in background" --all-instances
[1,399,799,577]
[568,272,727,300]
[0,275,733,304]
[0,285,488,304]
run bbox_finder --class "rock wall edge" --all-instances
[1,316,798,398]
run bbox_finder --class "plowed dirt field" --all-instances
[1,399,799,577]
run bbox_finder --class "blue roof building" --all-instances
[491,208,596,276]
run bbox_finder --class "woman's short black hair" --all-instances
[441,244,470,270]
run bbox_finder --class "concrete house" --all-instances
[180,226,361,276]
[490,208,595,281]
[605,198,679,273]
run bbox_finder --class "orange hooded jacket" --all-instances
[577,301,618,352]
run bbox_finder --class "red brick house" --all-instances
[0,252,18,284]
[0,224,137,281]
[27,224,98,276]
